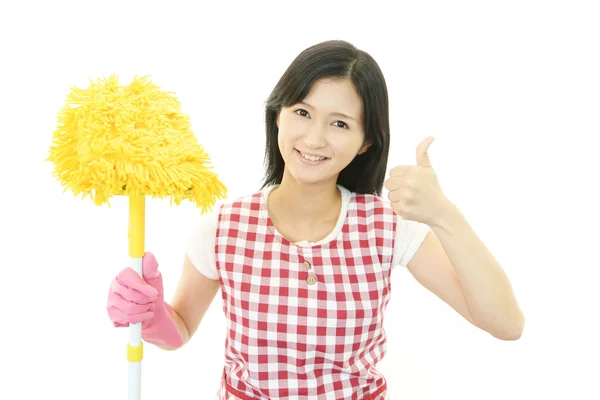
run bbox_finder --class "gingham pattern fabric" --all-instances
[214,188,396,400]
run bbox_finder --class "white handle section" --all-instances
[129,361,142,400]
[129,257,143,400]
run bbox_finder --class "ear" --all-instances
[357,141,371,155]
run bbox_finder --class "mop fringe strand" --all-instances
[47,74,227,212]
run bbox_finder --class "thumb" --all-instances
[142,251,160,281]
[416,136,435,167]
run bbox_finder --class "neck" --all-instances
[268,171,341,228]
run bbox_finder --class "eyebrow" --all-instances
[298,101,358,122]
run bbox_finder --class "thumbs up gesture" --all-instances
[384,136,453,226]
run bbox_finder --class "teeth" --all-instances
[300,151,327,161]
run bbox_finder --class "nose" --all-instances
[303,123,327,149]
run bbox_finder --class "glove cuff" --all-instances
[141,302,184,348]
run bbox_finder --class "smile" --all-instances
[295,149,329,164]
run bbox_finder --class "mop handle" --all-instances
[128,195,145,400]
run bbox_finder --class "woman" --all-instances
[107,39,524,399]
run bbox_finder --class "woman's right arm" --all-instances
[157,253,220,350]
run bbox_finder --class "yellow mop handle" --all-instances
[128,195,145,400]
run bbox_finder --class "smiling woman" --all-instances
[274,78,372,187]
[101,39,516,400]
[262,41,390,196]
[185,39,407,399]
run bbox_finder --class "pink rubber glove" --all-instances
[107,252,184,348]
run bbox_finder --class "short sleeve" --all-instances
[185,207,220,280]
[391,213,431,269]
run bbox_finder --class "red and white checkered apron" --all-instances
[214,189,396,399]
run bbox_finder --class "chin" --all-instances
[288,169,338,186]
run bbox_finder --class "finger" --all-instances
[384,177,403,191]
[115,268,158,299]
[108,292,156,314]
[142,251,159,280]
[111,277,157,304]
[108,306,130,326]
[416,136,435,167]
[390,166,411,177]
[387,190,403,202]
[108,306,154,325]
[129,311,154,325]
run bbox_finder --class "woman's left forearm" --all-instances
[431,202,525,339]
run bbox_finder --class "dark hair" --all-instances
[260,40,390,196]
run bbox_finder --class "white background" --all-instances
[1,1,598,399]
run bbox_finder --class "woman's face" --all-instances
[276,78,370,186]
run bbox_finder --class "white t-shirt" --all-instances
[186,185,431,280]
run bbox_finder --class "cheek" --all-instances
[277,130,293,159]
[277,135,286,159]
[333,137,364,159]
[278,126,300,149]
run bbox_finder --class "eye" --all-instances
[293,109,349,129]
[294,108,309,117]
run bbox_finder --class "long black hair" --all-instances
[260,40,390,196]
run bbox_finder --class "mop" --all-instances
[46,74,227,399]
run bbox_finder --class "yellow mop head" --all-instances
[47,74,227,212]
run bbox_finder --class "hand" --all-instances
[384,136,453,226]
[107,252,183,347]
[107,255,160,328]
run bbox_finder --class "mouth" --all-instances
[295,149,330,164]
